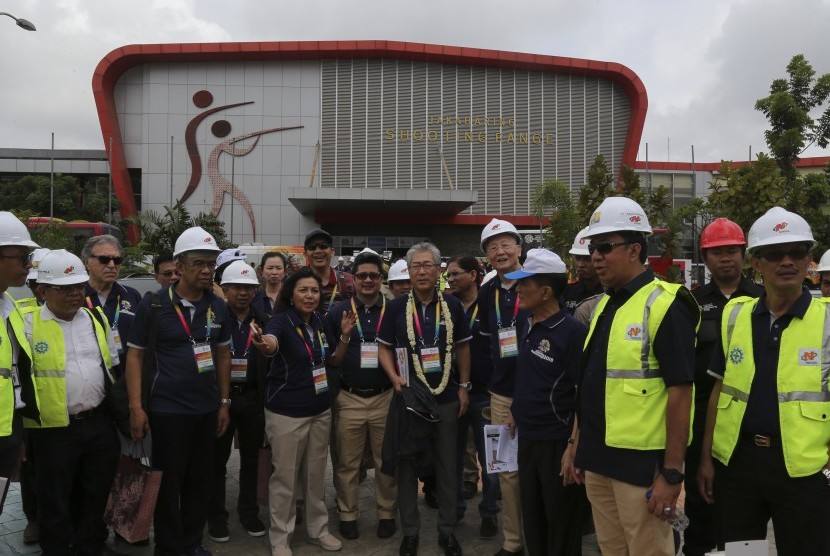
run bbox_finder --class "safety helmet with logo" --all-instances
[582,197,652,239]
[0,211,39,248]
[480,218,522,251]
[173,226,221,257]
[746,206,815,254]
[27,248,51,282]
[216,248,247,269]
[816,249,830,273]
[37,249,89,285]
[388,260,410,282]
[700,218,746,249]
[220,260,259,286]
[569,226,591,256]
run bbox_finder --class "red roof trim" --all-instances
[93,40,648,236]
[633,156,830,173]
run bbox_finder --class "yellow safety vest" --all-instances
[23,307,113,429]
[585,279,699,450]
[712,296,830,477]
[0,293,36,436]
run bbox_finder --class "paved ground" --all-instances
[0,449,776,556]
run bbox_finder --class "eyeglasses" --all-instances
[588,241,632,255]
[409,262,437,272]
[92,255,123,265]
[159,270,179,277]
[485,242,519,255]
[354,272,382,281]
[45,283,85,293]
[0,252,33,265]
[446,271,470,279]
[758,247,810,263]
[186,260,217,271]
[306,242,331,251]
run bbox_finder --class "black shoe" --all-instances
[400,534,419,556]
[339,520,359,540]
[241,516,266,537]
[456,511,465,522]
[462,481,477,499]
[207,522,229,543]
[494,548,524,556]
[424,490,439,509]
[438,533,462,556]
[101,546,129,556]
[480,516,498,539]
[377,518,397,538]
[114,532,149,546]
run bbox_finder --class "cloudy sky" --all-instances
[1,0,828,164]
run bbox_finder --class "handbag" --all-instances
[104,454,162,543]
[257,446,273,506]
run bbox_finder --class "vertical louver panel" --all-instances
[411,62,427,188]
[320,60,337,188]
[514,71,530,215]
[396,60,413,189]
[335,60,352,187]
[471,66,487,212]
[351,59,368,188]
[366,59,382,188]
[456,65,472,198]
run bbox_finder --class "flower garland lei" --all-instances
[405,290,454,395]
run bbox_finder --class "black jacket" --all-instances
[380,378,440,476]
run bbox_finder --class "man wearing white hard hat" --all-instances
[126,226,233,556]
[816,248,830,297]
[15,247,50,309]
[387,259,412,299]
[211,247,247,299]
[476,217,527,556]
[0,211,40,522]
[22,249,121,556]
[503,249,589,556]
[570,196,699,556]
[561,226,603,315]
[208,260,269,542]
[698,207,830,553]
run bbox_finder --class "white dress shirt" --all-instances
[1,293,24,408]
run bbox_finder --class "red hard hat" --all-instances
[700,218,746,249]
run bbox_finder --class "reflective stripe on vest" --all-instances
[1,294,37,437]
[713,296,830,477]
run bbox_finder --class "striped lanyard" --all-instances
[412,299,441,346]
[295,324,326,365]
[327,284,339,313]
[86,294,120,327]
[350,296,386,342]
[468,302,479,329]
[495,288,520,329]
[230,320,253,357]
[169,287,212,344]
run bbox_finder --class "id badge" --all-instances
[360,342,379,368]
[312,365,329,394]
[112,325,124,353]
[231,358,248,382]
[193,342,215,373]
[498,327,518,358]
[420,346,441,373]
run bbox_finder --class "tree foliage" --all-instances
[531,179,580,256]
[126,202,231,260]
[576,155,616,223]
[0,174,119,223]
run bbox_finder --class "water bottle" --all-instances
[645,488,689,532]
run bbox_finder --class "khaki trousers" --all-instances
[333,389,397,521]
[264,409,332,550]
[490,392,523,552]
[584,471,674,556]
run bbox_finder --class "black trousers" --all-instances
[0,411,22,479]
[682,410,718,556]
[714,438,830,556]
[32,412,119,556]
[21,427,37,521]
[150,411,217,556]
[518,437,588,556]
[209,388,264,526]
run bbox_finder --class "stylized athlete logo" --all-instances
[181,90,303,240]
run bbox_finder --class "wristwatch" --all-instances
[220,398,232,406]
[659,466,685,485]
[459,382,473,392]
[821,468,830,486]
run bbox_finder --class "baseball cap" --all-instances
[505,248,567,279]
[304,228,333,248]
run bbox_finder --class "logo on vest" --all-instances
[625,324,643,341]
[538,339,550,353]
[120,299,132,312]
[34,341,49,354]
[729,347,744,365]
[799,348,820,366]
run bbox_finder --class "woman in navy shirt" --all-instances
[252,267,355,555]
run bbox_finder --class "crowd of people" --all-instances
[1,196,829,556]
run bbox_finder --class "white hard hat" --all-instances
[338,256,344,261]
[505,249,567,279]
[817,249,830,273]
[0,211,39,248]
[747,206,815,254]
[27,248,51,281]
[583,197,652,239]
[173,226,221,257]
[569,226,591,256]
[480,218,521,251]
[37,249,89,286]
[358,248,379,256]
[216,248,247,268]
[220,260,259,286]
[388,260,410,282]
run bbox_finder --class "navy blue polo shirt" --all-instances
[574,270,696,487]
[264,308,334,417]
[465,299,493,394]
[512,310,587,441]
[477,276,530,397]
[228,308,269,386]
[708,289,813,438]
[128,286,231,415]
[326,295,391,390]
[253,290,277,315]
[84,281,142,377]
[378,291,472,405]
[561,280,604,315]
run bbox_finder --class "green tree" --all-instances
[127,202,231,260]
[0,174,119,222]
[531,179,580,256]
[577,155,616,223]
[617,165,646,206]
[755,54,830,180]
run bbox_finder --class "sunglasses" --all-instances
[758,247,810,263]
[588,241,632,255]
[159,270,179,277]
[45,283,85,293]
[93,255,123,265]
[354,272,382,281]
[306,242,331,251]
[0,252,33,265]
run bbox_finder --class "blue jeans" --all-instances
[456,393,500,518]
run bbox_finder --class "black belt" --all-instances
[231,383,256,395]
[743,433,780,448]
[341,383,392,398]
[69,404,106,421]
